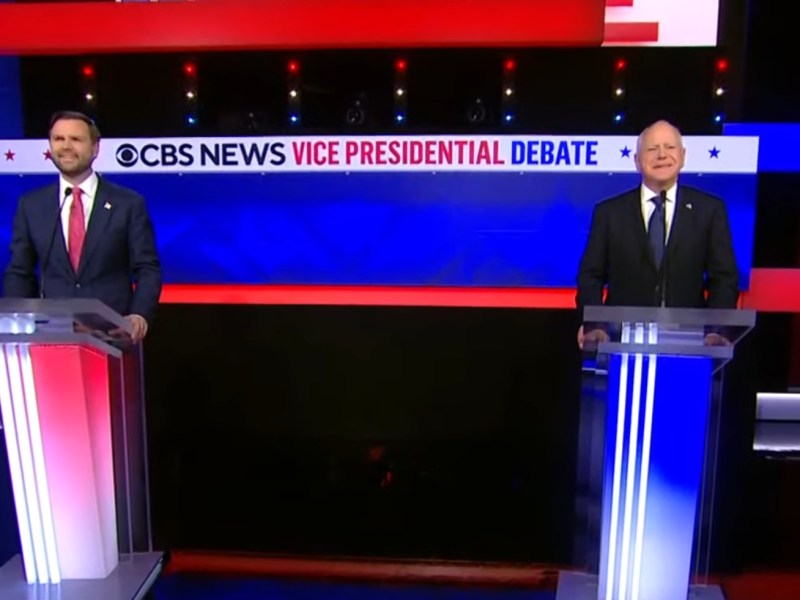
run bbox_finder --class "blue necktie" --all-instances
[648,195,666,267]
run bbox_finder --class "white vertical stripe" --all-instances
[4,345,48,582]
[19,345,61,583]
[0,349,37,583]
[604,322,631,600]
[631,323,659,600]
[619,323,645,600]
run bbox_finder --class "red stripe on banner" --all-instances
[159,284,578,309]
[741,269,800,313]
[0,0,606,55]
[159,270,800,312]
[604,22,660,43]
[605,0,634,6]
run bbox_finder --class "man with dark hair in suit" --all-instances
[3,110,162,342]
[576,120,739,348]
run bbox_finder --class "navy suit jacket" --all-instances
[3,176,162,323]
[576,184,739,313]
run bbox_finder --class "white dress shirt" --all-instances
[59,172,99,246]
[640,182,677,241]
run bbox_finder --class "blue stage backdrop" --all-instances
[0,135,759,290]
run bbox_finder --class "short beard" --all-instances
[52,157,92,178]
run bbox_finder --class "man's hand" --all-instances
[111,314,149,343]
[577,325,610,350]
[125,314,148,343]
[703,332,731,347]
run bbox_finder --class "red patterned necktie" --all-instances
[68,187,86,272]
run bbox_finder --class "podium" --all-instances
[559,306,755,600]
[0,299,163,600]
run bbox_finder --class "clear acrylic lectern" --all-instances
[560,306,756,600]
[0,299,162,600]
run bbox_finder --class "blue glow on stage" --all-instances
[152,574,554,600]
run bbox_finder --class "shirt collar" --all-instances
[641,181,677,206]
[59,171,99,200]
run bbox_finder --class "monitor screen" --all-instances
[604,0,720,46]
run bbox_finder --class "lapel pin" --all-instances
[686,203,693,210]
[104,202,112,210]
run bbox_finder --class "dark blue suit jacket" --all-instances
[576,184,739,312]
[3,176,162,323]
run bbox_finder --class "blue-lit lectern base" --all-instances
[556,572,724,600]
[567,323,718,600]
[599,351,712,600]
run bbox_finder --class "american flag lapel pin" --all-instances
[104,202,112,210]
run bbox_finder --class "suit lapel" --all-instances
[77,179,113,277]
[666,187,692,261]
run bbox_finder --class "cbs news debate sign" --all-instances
[1,135,758,174]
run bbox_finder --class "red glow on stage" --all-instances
[164,552,555,586]
[162,552,800,600]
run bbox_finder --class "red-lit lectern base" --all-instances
[0,298,160,599]
[31,345,118,579]
[0,344,117,582]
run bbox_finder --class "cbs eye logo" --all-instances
[115,144,139,167]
